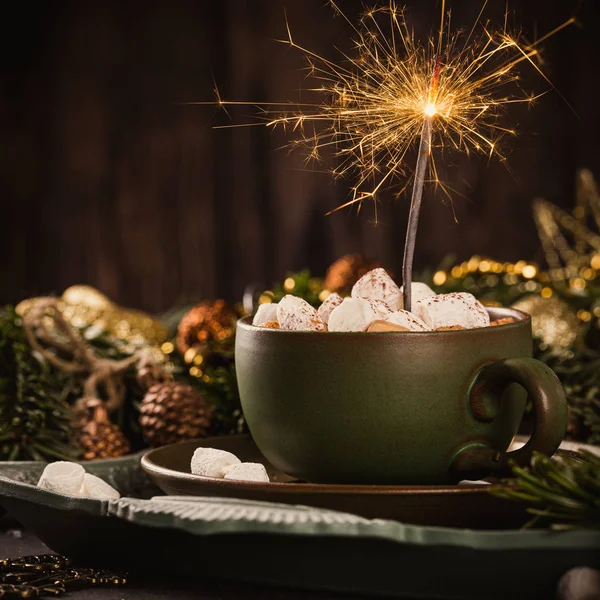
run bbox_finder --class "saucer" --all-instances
[141,435,528,529]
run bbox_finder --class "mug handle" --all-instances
[451,358,568,478]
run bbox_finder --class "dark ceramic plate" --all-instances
[1,455,599,599]
[141,434,528,529]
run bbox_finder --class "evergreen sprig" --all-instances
[0,307,78,461]
[492,451,600,530]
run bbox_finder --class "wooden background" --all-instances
[1,0,598,312]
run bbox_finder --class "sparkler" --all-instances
[193,1,574,312]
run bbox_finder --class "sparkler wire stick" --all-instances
[403,55,441,312]
[402,116,433,312]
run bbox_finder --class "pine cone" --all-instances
[139,381,212,447]
[72,399,131,460]
[176,300,238,356]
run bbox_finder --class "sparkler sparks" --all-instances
[192,0,574,311]
[199,1,574,218]
[247,1,573,216]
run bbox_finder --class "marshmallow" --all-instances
[317,293,343,325]
[385,309,430,331]
[252,303,278,326]
[223,462,270,483]
[277,295,326,331]
[367,298,393,319]
[351,268,402,311]
[328,297,382,332]
[400,282,436,305]
[38,461,85,496]
[80,473,120,500]
[191,447,241,478]
[415,292,490,330]
[367,320,410,332]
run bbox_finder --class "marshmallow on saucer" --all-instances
[385,309,430,331]
[400,282,436,305]
[38,461,85,496]
[317,293,343,325]
[223,462,270,483]
[351,268,402,311]
[328,297,383,332]
[252,303,278,326]
[415,292,490,330]
[80,473,121,500]
[277,295,327,331]
[191,448,241,478]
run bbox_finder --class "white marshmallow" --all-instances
[385,310,430,331]
[223,462,270,483]
[367,298,393,319]
[38,461,85,496]
[191,447,241,478]
[415,292,490,330]
[80,473,120,500]
[400,282,436,305]
[328,297,382,332]
[252,302,278,326]
[277,295,326,331]
[351,268,402,311]
[317,293,343,325]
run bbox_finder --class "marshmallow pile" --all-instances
[252,267,499,333]
[191,447,270,483]
[37,461,120,500]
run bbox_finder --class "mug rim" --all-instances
[238,306,530,336]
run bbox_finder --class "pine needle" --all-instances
[492,450,600,530]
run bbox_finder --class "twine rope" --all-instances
[22,298,159,413]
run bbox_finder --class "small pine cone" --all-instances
[139,381,212,447]
[177,300,239,355]
[72,399,130,460]
[75,420,131,460]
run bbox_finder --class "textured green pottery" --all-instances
[235,308,568,484]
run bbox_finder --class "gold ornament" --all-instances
[512,295,580,350]
[323,254,380,296]
[533,169,600,286]
[72,399,131,460]
[16,285,167,346]
[139,381,212,447]
[176,300,239,356]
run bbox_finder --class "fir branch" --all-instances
[491,451,600,530]
[0,307,78,461]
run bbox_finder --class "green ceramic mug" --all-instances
[235,307,568,484]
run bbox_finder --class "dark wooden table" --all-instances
[0,517,370,600]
